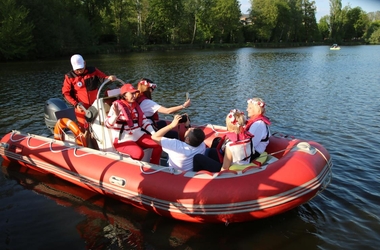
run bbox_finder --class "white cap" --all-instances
[70,54,85,70]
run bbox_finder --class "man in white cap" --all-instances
[62,54,117,130]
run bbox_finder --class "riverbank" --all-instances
[2,41,370,62]
[70,40,368,55]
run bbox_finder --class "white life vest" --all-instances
[225,138,252,165]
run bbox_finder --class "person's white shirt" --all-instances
[161,138,206,171]
[248,120,270,153]
[139,99,161,118]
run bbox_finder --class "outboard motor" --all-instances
[44,98,75,133]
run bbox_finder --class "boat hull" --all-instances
[0,129,332,223]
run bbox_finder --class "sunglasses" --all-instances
[139,80,157,90]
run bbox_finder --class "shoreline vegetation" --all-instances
[2,0,379,62]
[2,41,370,63]
[77,41,368,55]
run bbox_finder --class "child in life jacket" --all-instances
[105,84,162,164]
[193,109,254,172]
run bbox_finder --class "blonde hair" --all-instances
[226,109,246,134]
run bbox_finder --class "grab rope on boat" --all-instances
[27,136,52,149]
[139,161,176,175]
[9,131,98,156]
[9,131,28,142]
[8,131,332,180]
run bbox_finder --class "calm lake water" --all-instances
[1,45,380,249]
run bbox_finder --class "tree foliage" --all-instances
[342,7,368,40]
[329,0,343,42]
[251,0,319,43]
[318,15,330,41]
[0,0,34,60]
[1,0,379,61]
[365,20,380,43]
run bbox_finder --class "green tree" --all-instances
[107,0,134,47]
[318,15,330,41]
[364,20,380,43]
[329,0,343,42]
[0,0,34,60]
[301,0,319,42]
[250,0,318,43]
[251,0,279,42]
[183,0,213,44]
[269,0,290,43]
[342,7,368,40]
[196,0,215,43]
[210,0,242,43]
[145,0,183,44]
[81,0,109,32]
[368,25,380,43]
[19,0,96,57]
[286,0,302,42]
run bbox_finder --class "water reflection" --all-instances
[2,161,322,249]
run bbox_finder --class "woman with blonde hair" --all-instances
[193,109,253,172]
[245,97,271,160]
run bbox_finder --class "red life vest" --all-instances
[245,114,271,142]
[136,95,160,121]
[114,100,144,127]
[245,114,271,130]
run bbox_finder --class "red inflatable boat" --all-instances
[0,81,332,224]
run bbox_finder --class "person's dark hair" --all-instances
[137,78,154,100]
[118,93,127,100]
[142,78,153,83]
[187,128,205,147]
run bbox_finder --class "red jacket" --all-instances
[62,66,108,108]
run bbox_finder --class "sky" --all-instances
[239,0,380,20]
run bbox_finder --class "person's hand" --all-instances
[112,102,121,116]
[170,114,182,128]
[76,102,85,111]
[183,113,191,128]
[183,99,191,108]
[108,75,117,81]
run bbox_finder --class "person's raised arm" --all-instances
[105,102,121,126]
[151,114,181,145]
[157,99,191,114]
